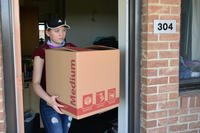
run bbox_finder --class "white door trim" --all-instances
[118,0,129,133]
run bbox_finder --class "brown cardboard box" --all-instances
[45,46,120,119]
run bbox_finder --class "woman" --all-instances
[32,15,74,133]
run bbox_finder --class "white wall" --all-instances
[65,0,118,46]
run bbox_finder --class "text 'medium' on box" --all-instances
[45,45,120,119]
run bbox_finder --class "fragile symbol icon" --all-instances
[96,91,105,104]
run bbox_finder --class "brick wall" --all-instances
[141,0,200,132]
[0,19,6,133]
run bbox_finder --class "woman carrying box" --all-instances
[32,15,74,133]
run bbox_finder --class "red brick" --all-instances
[160,6,171,14]
[142,15,159,24]
[145,120,157,128]
[0,90,3,98]
[142,77,148,85]
[0,102,3,110]
[0,112,4,121]
[168,109,176,115]
[171,6,181,14]
[178,108,189,115]
[143,51,158,60]
[143,103,157,111]
[142,69,158,77]
[189,122,200,129]
[141,127,146,133]
[180,96,188,108]
[159,84,178,93]
[146,77,168,85]
[159,67,178,76]
[145,60,168,68]
[190,108,200,113]
[147,23,153,33]
[170,42,179,49]
[158,117,178,126]
[148,5,170,14]
[144,42,169,50]
[160,0,180,5]
[140,127,147,133]
[189,96,196,108]
[158,101,178,109]
[169,108,188,116]
[0,122,5,132]
[148,126,167,133]
[142,6,148,14]
[176,23,181,31]
[169,92,178,100]
[196,96,200,107]
[143,0,159,4]
[142,86,158,94]
[181,131,198,133]
[169,124,188,132]
[159,34,180,41]
[142,23,149,33]
[159,51,179,59]
[169,76,178,83]
[145,93,168,103]
[160,15,180,23]
[146,110,167,119]
[0,79,3,89]
[142,33,158,41]
[179,115,198,123]
[170,59,179,66]
[142,111,147,119]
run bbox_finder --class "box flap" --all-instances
[63,46,93,51]
[45,45,118,53]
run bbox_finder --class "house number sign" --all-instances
[154,20,176,34]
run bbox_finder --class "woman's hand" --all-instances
[47,95,64,114]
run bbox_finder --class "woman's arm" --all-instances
[32,56,64,114]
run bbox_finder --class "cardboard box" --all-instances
[45,46,120,119]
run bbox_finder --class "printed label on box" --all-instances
[96,91,105,104]
[108,88,116,101]
[83,94,93,107]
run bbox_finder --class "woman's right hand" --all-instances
[47,95,64,114]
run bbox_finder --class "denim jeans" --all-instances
[40,99,72,133]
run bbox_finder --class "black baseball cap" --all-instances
[46,16,70,29]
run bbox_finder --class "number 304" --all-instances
[157,23,173,30]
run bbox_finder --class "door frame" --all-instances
[0,0,24,132]
[0,0,142,132]
[118,0,141,133]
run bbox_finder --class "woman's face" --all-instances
[46,26,67,45]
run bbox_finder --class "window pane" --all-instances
[180,0,200,91]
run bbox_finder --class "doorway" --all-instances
[0,0,141,132]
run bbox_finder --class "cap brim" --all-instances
[47,24,70,30]
[63,24,70,29]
